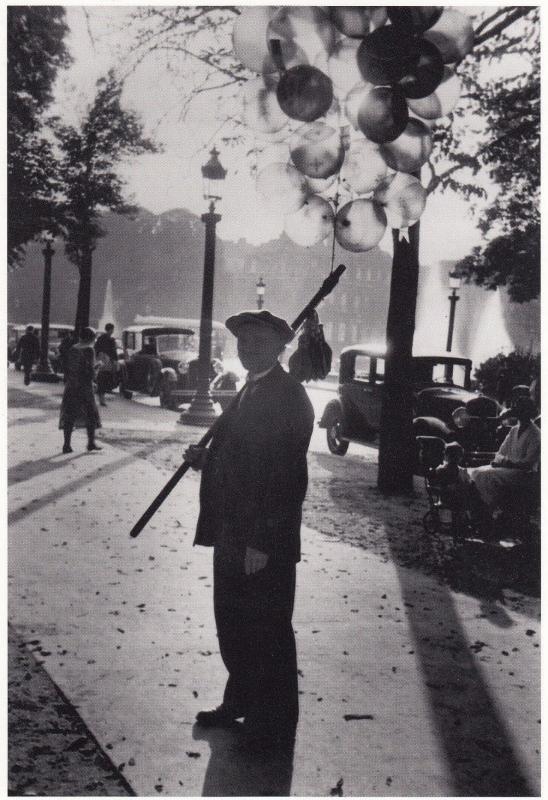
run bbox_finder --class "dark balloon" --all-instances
[357,26,417,85]
[357,85,409,144]
[387,7,443,33]
[277,65,334,122]
[398,39,444,99]
[328,6,387,38]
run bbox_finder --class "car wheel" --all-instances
[159,378,177,410]
[326,414,349,455]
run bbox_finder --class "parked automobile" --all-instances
[9,323,73,372]
[318,345,504,465]
[120,322,240,409]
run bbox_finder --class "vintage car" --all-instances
[319,345,504,465]
[9,323,73,372]
[120,321,240,409]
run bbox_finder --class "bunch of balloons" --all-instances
[233,6,473,251]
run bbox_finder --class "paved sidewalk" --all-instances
[8,624,134,796]
[8,379,540,796]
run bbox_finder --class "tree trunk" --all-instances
[74,247,93,335]
[377,223,420,495]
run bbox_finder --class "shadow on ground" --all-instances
[314,453,538,796]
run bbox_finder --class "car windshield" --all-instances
[414,361,468,387]
[155,333,196,356]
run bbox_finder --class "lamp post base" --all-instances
[179,391,220,426]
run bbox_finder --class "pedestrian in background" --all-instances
[15,325,40,385]
[58,329,77,382]
[59,327,102,454]
[184,310,314,755]
[94,323,117,406]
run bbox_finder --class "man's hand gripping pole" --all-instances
[129,264,346,538]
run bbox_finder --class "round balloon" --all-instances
[256,162,308,215]
[324,38,362,97]
[387,7,443,33]
[268,6,337,66]
[242,75,288,134]
[335,199,387,252]
[290,122,345,179]
[305,173,338,194]
[328,7,387,38]
[357,27,417,85]
[379,118,433,172]
[357,86,409,144]
[233,7,283,74]
[398,39,444,99]
[374,172,427,228]
[284,194,335,247]
[255,143,290,173]
[277,65,334,123]
[424,9,475,64]
[407,67,461,119]
[345,81,374,130]
[340,139,387,195]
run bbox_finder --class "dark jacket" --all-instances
[194,363,314,562]
[15,332,40,365]
[95,333,117,362]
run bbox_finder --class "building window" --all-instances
[340,293,348,308]
[338,322,346,342]
[351,323,358,341]
[324,322,333,339]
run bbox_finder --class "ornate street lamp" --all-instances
[256,276,266,310]
[181,147,227,425]
[33,231,61,383]
[446,270,461,352]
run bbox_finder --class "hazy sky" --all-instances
[51,4,494,261]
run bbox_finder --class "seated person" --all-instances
[469,396,540,515]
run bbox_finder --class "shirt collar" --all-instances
[246,362,279,384]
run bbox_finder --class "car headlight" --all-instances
[452,406,470,429]
[178,361,189,375]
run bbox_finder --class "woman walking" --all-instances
[59,327,102,453]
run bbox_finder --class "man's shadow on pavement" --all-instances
[319,460,535,797]
[192,723,294,797]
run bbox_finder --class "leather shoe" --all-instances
[195,705,241,728]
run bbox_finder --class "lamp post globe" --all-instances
[181,147,227,425]
[33,231,61,383]
[256,276,266,310]
[446,269,461,353]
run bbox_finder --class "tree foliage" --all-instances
[8,6,72,264]
[474,349,540,399]
[52,72,158,329]
[428,7,539,301]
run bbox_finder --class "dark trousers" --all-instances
[22,361,33,385]
[213,552,298,738]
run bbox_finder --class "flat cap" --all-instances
[225,310,294,343]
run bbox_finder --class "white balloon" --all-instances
[268,7,337,67]
[407,67,461,119]
[374,172,427,228]
[242,75,288,134]
[256,162,308,215]
[345,81,374,131]
[290,121,345,179]
[255,144,290,173]
[379,119,433,173]
[424,9,475,64]
[284,194,335,247]
[233,7,278,74]
[340,138,388,195]
[335,198,387,252]
[305,173,339,194]
[324,38,362,97]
